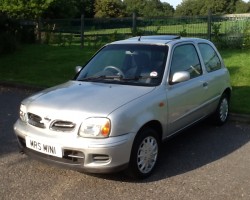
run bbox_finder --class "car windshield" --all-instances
[76,44,168,86]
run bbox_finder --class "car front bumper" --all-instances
[14,119,136,173]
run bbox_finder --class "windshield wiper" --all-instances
[122,75,159,81]
[79,75,123,82]
[79,75,159,83]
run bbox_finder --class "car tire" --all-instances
[213,93,230,126]
[127,128,160,179]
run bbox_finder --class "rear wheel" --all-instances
[127,128,160,179]
[213,93,229,125]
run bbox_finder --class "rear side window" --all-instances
[198,43,221,72]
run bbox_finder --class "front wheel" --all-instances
[127,128,160,179]
[213,93,230,126]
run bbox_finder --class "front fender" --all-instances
[108,86,167,137]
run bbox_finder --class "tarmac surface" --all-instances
[1,86,250,200]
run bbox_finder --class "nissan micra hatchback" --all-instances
[14,36,231,178]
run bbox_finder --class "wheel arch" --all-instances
[127,120,163,178]
[136,120,163,142]
[223,87,232,100]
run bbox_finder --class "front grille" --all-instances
[28,113,45,128]
[50,120,75,132]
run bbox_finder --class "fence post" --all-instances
[81,14,84,48]
[132,12,137,36]
[36,18,42,44]
[207,9,212,40]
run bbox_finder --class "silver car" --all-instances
[14,36,231,178]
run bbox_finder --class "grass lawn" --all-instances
[0,44,97,87]
[0,44,249,114]
[221,49,250,114]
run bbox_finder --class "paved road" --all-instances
[1,87,250,200]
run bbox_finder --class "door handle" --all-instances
[203,82,208,87]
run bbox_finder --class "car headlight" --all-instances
[20,104,27,122]
[79,118,111,138]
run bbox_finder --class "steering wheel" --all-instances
[103,66,125,77]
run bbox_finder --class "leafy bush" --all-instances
[243,22,250,49]
[132,26,160,36]
[19,24,36,43]
[0,33,18,54]
[212,22,247,49]
[0,13,18,54]
[0,13,19,54]
[0,12,36,54]
[224,24,243,49]
[211,23,222,47]
[179,24,187,37]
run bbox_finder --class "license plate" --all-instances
[25,136,62,158]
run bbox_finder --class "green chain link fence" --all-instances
[25,13,250,49]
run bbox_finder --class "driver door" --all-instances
[166,43,207,134]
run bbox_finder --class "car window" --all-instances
[82,49,125,76]
[77,44,168,86]
[198,43,221,72]
[170,44,202,81]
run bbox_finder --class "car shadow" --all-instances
[230,86,250,114]
[94,120,250,182]
[0,87,33,156]
[151,120,250,181]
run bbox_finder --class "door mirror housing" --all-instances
[75,66,82,74]
[171,71,190,84]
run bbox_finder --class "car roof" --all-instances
[110,35,210,46]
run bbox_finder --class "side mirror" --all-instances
[171,71,190,84]
[75,66,82,73]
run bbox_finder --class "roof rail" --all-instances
[128,35,181,41]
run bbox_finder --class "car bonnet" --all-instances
[22,81,155,117]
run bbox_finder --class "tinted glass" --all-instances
[170,44,202,80]
[76,44,168,86]
[198,43,221,72]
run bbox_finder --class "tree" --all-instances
[162,2,175,16]
[175,0,246,16]
[142,0,174,17]
[204,0,238,14]
[124,0,174,17]
[61,0,95,18]
[235,0,250,13]
[94,0,125,18]
[0,0,96,19]
[42,0,78,19]
[123,0,146,17]
[175,0,204,16]
[80,0,95,18]
[0,0,53,19]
